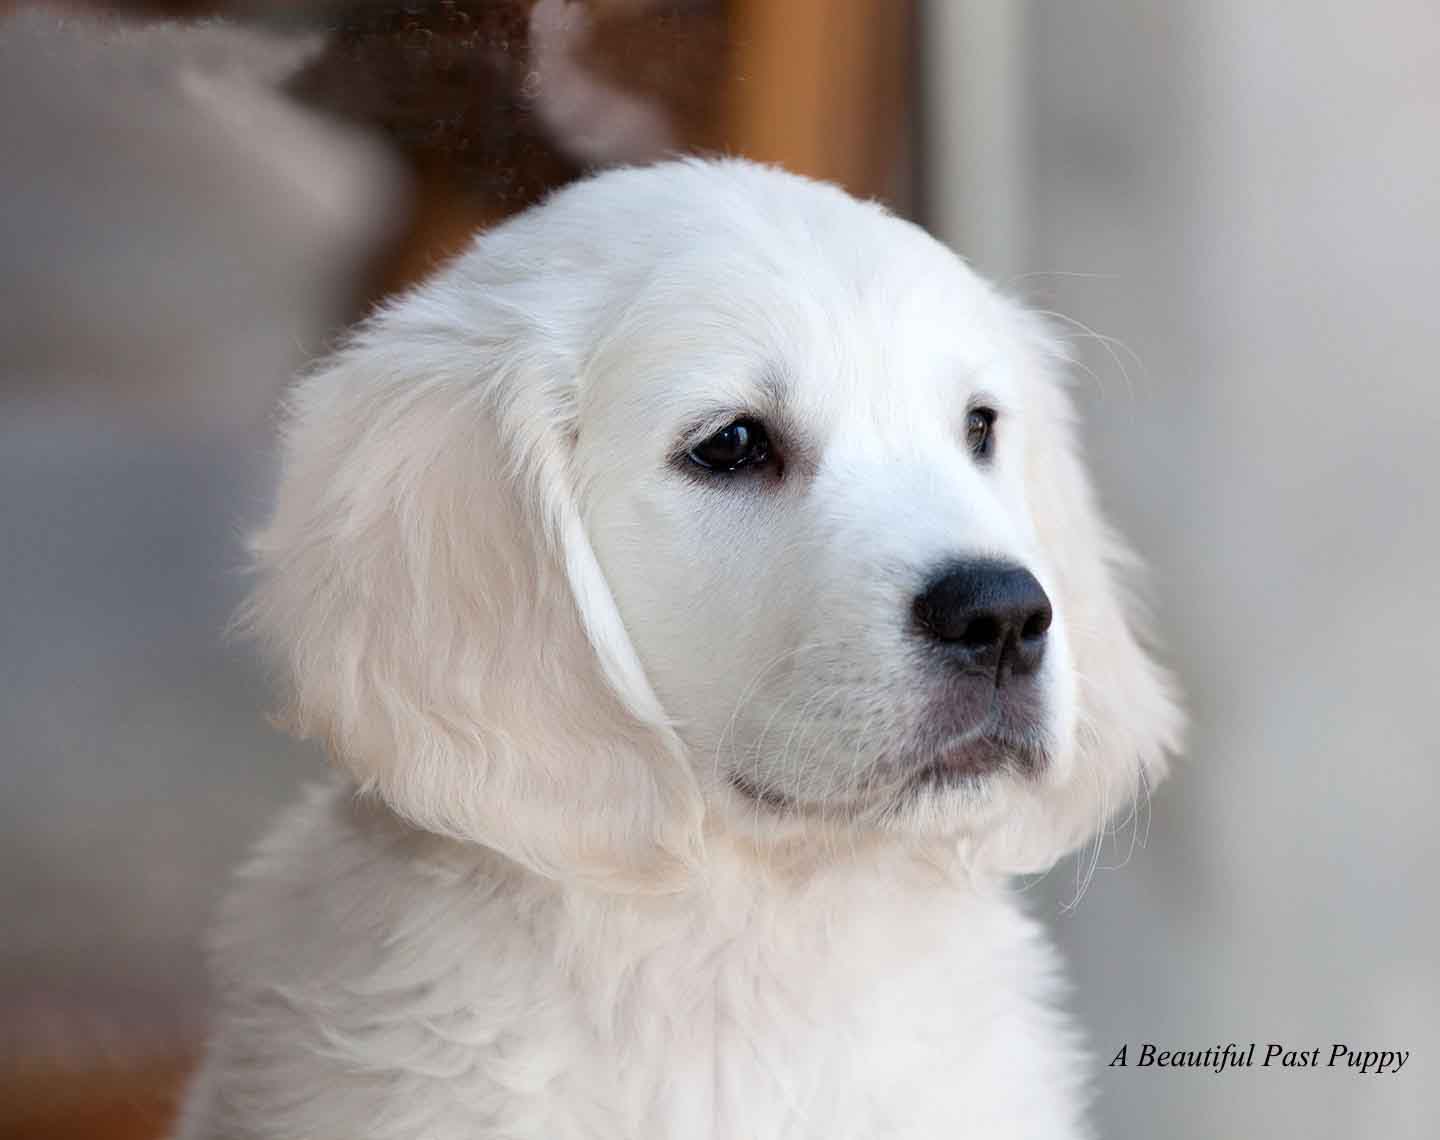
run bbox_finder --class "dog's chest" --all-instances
[605,941,1010,1138]
[407,874,1088,1139]
[196,808,1087,1140]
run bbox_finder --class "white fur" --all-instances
[175,159,1180,1140]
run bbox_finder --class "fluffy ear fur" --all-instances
[242,257,703,887]
[986,319,1184,872]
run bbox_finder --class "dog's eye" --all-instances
[966,407,997,459]
[688,418,772,473]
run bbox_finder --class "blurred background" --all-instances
[1,2,1435,1137]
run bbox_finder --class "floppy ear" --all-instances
[999,320,1184,867]
[242,273,703,887]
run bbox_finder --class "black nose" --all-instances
[912,560,1053,678]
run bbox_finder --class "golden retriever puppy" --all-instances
[175,159,1179,1140]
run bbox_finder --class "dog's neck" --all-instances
[361,785,1008,928]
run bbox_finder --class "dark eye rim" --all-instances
[966,405,998,460]
[685,416,776,474]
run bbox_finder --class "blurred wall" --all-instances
[0,5,399,1092]
[926,3,1438,1137]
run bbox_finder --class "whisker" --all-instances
[1029,307,1144,400]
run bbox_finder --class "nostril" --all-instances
[1021,605,1052,641]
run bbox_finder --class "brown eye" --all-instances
[966,407,997,460]
[688,418,771,473]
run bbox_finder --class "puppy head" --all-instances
[247,160,1180,883]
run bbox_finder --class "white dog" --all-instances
[174,159,1180,1140]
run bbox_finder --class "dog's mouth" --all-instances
[904,729,1050,791]
[727,725,1050,815]
[728,771,805,810]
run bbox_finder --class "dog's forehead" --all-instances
[566,163,1041,452]
[594,233,1020,432]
